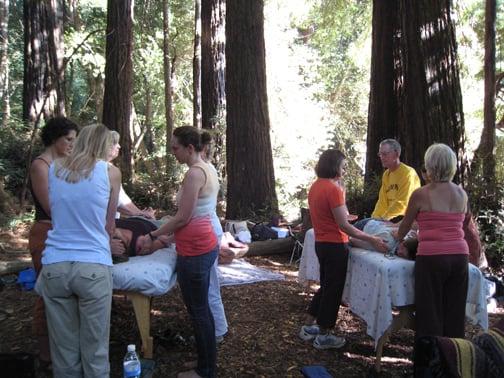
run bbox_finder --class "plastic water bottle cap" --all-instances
[127,344,136,352]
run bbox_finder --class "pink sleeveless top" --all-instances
[174,162,218,257]
[417,211,469,256]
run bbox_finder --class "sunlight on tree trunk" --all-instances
[102,0,134,184]
[366,0,466,186]
[225,0,278,220]
[23,0,66,122]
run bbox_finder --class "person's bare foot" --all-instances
[182,360,197,369]
[177,369,202,378]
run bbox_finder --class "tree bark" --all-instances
[366,0,467,186]
[193,0,202,128]
[472,0,496,187]
[225,0,278,219]
[102,0,134,184]
[365,0,397,184]
[0,0,9,127]
[245,238,295,257]
[201,0,225,168]
[163,0,174,169]
[23,0,66,123]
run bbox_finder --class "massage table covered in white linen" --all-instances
[112,246,178,358]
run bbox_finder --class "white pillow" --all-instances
[112,247,177,296]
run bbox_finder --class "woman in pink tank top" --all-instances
[395,143,469,343]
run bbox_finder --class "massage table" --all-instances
[299,228,489,372]
[112,247,178,358]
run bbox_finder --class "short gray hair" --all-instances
[424,143,457,182]
[380,139,401,155]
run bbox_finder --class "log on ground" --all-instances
[245,238,295,257]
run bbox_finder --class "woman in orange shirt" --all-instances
[299,149,387,349]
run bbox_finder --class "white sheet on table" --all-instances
[218,258,284,286]
[112,247,177,296]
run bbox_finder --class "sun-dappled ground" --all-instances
[1,227,503,377]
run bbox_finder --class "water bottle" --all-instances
[123,344,141,378]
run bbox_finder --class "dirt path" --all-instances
[1,251,502,377]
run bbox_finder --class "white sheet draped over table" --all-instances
[298,228,489,347]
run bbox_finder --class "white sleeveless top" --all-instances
[43,160,112,266]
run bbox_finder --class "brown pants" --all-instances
[28,221,52,362]
[415,254,468,339]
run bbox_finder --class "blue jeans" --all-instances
[177,247,218,378]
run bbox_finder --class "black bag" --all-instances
[251,223,278,241]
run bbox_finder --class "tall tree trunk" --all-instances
[23,0,66,123]
[225,0,278,220]
[163,0,174,169]
[21,0,66,207]
[365,0,397,184]
[201,0,225,169]
[193,0,202,128]
[0,0,9,127]
[366,0,466,187]
[472,0,496,189]
[102,0,134,184]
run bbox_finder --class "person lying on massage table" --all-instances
[111,217,172,263]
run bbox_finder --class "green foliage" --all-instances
[345,172,381,218]
[468,178,504,268]
[0,118,34,194]
[126,154,185,214]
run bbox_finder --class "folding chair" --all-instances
[288,226,304,265]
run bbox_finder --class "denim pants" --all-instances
[177,247,218,378]
[35,262,112,378]
[209,257,228,337]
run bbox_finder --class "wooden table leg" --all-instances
[126,292,153,359]
[374,306,415,372]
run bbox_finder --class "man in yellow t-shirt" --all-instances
[371,139,421,222]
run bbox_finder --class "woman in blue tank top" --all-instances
[35,124,121,378]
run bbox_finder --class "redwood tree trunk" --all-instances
[225,0,278,219]
[201,0,225,167]
[365,0,397,183]
[193,0,202,128]
[366,0,466,186]
[23,0,66,123]
[0,0,9,127]
[102,0,134,184]
[474,0,496,185]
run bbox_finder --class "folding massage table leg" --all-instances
[116,290,154,359]
[374,306,415,372]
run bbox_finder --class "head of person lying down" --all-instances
[111,218,170,263]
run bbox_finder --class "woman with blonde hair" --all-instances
[394,143,469,340]
[35,124,121,377]
[108,130,155,219]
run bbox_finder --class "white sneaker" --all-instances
[313,333,346,349]
[299,324,320,341]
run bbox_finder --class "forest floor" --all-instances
[1,225,503,378]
